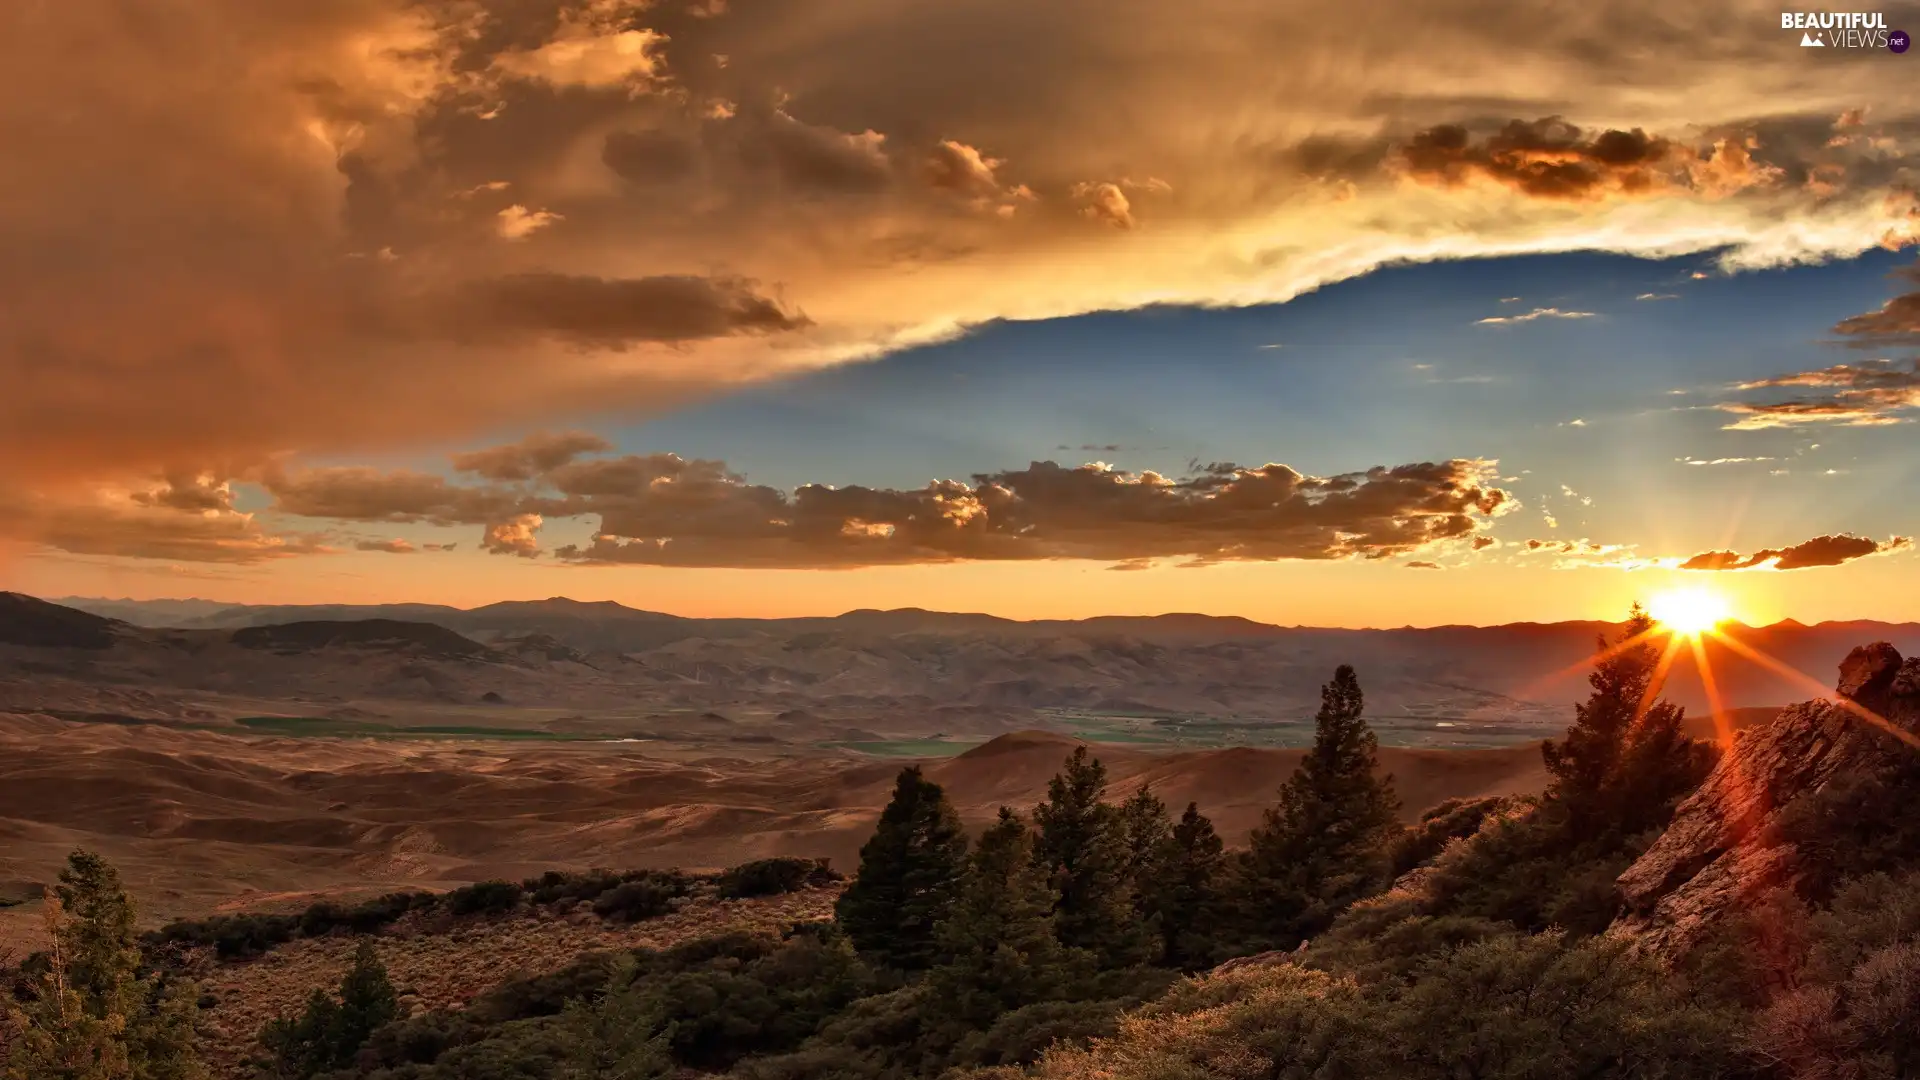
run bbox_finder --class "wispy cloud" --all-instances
[1477,307,1598,325]
[1718,358,1920,429]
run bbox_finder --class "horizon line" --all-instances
[30,592,1911,635]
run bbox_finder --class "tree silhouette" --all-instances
[933,808,1073,1022]
[1032,747,1151,968]
[1238,665,1400,948]
[835,766,970,970]
[1146,802,1227,969]
[1543,604,1716,845]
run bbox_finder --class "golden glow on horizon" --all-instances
[1648,587,1733,638]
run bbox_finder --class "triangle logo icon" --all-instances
[1801,30,1825,45]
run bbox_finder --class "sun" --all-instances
[1648,587,1733,637]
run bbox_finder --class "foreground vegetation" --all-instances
[6,605,1918,1079]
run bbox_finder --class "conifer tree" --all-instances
[1031,747,1151,968]
[5,850,206,1080]
[1146,802,1227,969]
[1238,665,1400,949]
[261,939,397,1077]
[932,808,1072,1022]
[1117,783,1172,884]
[557,956,672,1080]
[1542,604,1715,844]
[835,766,970,970]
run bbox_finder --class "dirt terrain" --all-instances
[0,715,1554,954]
[0,592,1819,954]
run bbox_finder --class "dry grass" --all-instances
[186,885,843,1078]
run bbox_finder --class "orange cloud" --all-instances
[2,0,1916,503]
[247,438,1516,568]
[1678,534,1911,571]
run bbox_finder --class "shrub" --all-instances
[718,857,841,899]
[1753,870,1920,1079]
[146,912,300,959]
[1387,795,1517,878]
[444,879,523,917]
[591,872,696,923]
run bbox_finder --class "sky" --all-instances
[4,0,1920,626]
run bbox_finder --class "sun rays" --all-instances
[1648,588,1733,638]
[1506,584,1914,755]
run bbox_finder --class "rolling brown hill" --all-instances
[0,720,1547,953]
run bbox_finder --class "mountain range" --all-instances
[15,593,1915,748]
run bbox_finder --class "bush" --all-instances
[144,891,437,959]
[347,929,873,1078]
[1004,933,1756,1080]
[1388,796,1517,878]
[145,912,299,959]
[1753,870,1920,1079]
[718,857,841,899]
[591,872,695,923]
[1772,754,1920,900]
[444,879,523,917]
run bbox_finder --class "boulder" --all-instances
[1611,643,1920,956]
[1836,642,1901,700]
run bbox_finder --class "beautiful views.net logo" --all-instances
[1781,11,1909,50]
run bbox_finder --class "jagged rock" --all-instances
[1611,643,1920,956]
[1837,642,1901,700]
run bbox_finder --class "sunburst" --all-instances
[1648,587,1733,638]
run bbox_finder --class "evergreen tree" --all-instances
[932,808,1073,1022]
[1146,802,1227,969]
[261,940,397,1077]
[1238,665,1401,949]
[1117,783,1172,884]
[4,850,206,1080]
[1031,748,1151,968]
[1542,604,1716,843]
[557,957,673,1080]
[834,766,970,970]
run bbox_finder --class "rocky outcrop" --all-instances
[1612,643,1920,956]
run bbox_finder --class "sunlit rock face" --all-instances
[1612,643,1920,956]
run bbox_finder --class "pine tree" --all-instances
[1543,604,1716,844]
[557,956,672,1080]
[1031,747,1150,968]
[932,808,1072,1022]
[1117,783,1172,884]
[261,939,397,1077]
[1146,802,1226,969]
[5,851,206,1080]
[4,893,126,1080]
[4,849,206,1076]
[1238,665,1400,949]
[834,766,970,970]
[332,940,397,1062]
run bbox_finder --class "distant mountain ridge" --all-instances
[35,594,1920,723]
